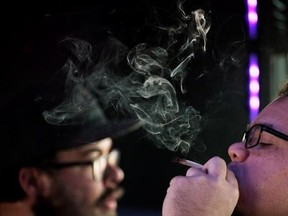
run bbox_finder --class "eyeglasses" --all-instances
[242,124,288,148]
[42,149,120,181]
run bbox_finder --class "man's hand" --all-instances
[162,157,239,216]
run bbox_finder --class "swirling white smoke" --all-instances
[43,2,211,155]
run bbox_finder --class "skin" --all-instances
[40,137,124,216]
[162,157,239,216]
[0,137,124,216]
[229,96,288,216]
[163,96,288,216]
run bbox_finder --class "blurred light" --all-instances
[246,0,258,39]
[248,12,258,23]
[250,81,260,94]
[249,64,260,78]
[246,0,259,122]
[248,0,257,7]
[248,53,260,122]
[250,96,260,110]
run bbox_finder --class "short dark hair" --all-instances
[278,81,288,97]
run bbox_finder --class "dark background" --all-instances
[1,0,257,214]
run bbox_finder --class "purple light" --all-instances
[249,110,259,123]
[248,11,258,23]
[249,64,260,78]
[249,96,259,121]
[249,96,260,110]
[248,53,260,122]
[249,81,260,94]
[246,0,259,121]
[246,0,258,39]
[249,54,258,64]
[248,0,257,7]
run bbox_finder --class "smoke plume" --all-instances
[43,2,211,155]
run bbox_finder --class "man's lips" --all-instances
[228,163,241,182]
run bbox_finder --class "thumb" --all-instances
[226,169,239,188]
[203,156,227,178]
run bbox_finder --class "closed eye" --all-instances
[258,142,273,147]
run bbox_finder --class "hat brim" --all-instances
[54,119,143,150]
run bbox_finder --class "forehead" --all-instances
[56,137,113,160]
[253,96,288,133]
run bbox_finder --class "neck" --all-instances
[0,200,34,216]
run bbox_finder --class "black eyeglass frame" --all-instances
[40,158,104,181]
[243,124,288,148]
[38,149,120,181]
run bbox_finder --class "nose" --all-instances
[104,164,125,188]
[228,141,249,162]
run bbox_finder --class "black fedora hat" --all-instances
[0,35,145,167]
[0,74,142,167]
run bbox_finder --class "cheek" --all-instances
[261,162,288,194]
[77,179,104,201]
[254,167,288,214]
[55,170,105,203]
[238,157,288,212]
[258,152,288,188]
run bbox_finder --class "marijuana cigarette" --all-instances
[172,157,203,169]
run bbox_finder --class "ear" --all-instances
[19,168,52,202]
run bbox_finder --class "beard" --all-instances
[32,179,123,216]
[32,190,93,216]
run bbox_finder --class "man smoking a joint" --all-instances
[163,82,288,216]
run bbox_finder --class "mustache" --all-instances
[96,187,125,204]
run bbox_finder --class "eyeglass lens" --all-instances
[246,125,261,148]
[92,150,120,181]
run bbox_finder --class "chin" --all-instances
[94,201,118,216]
